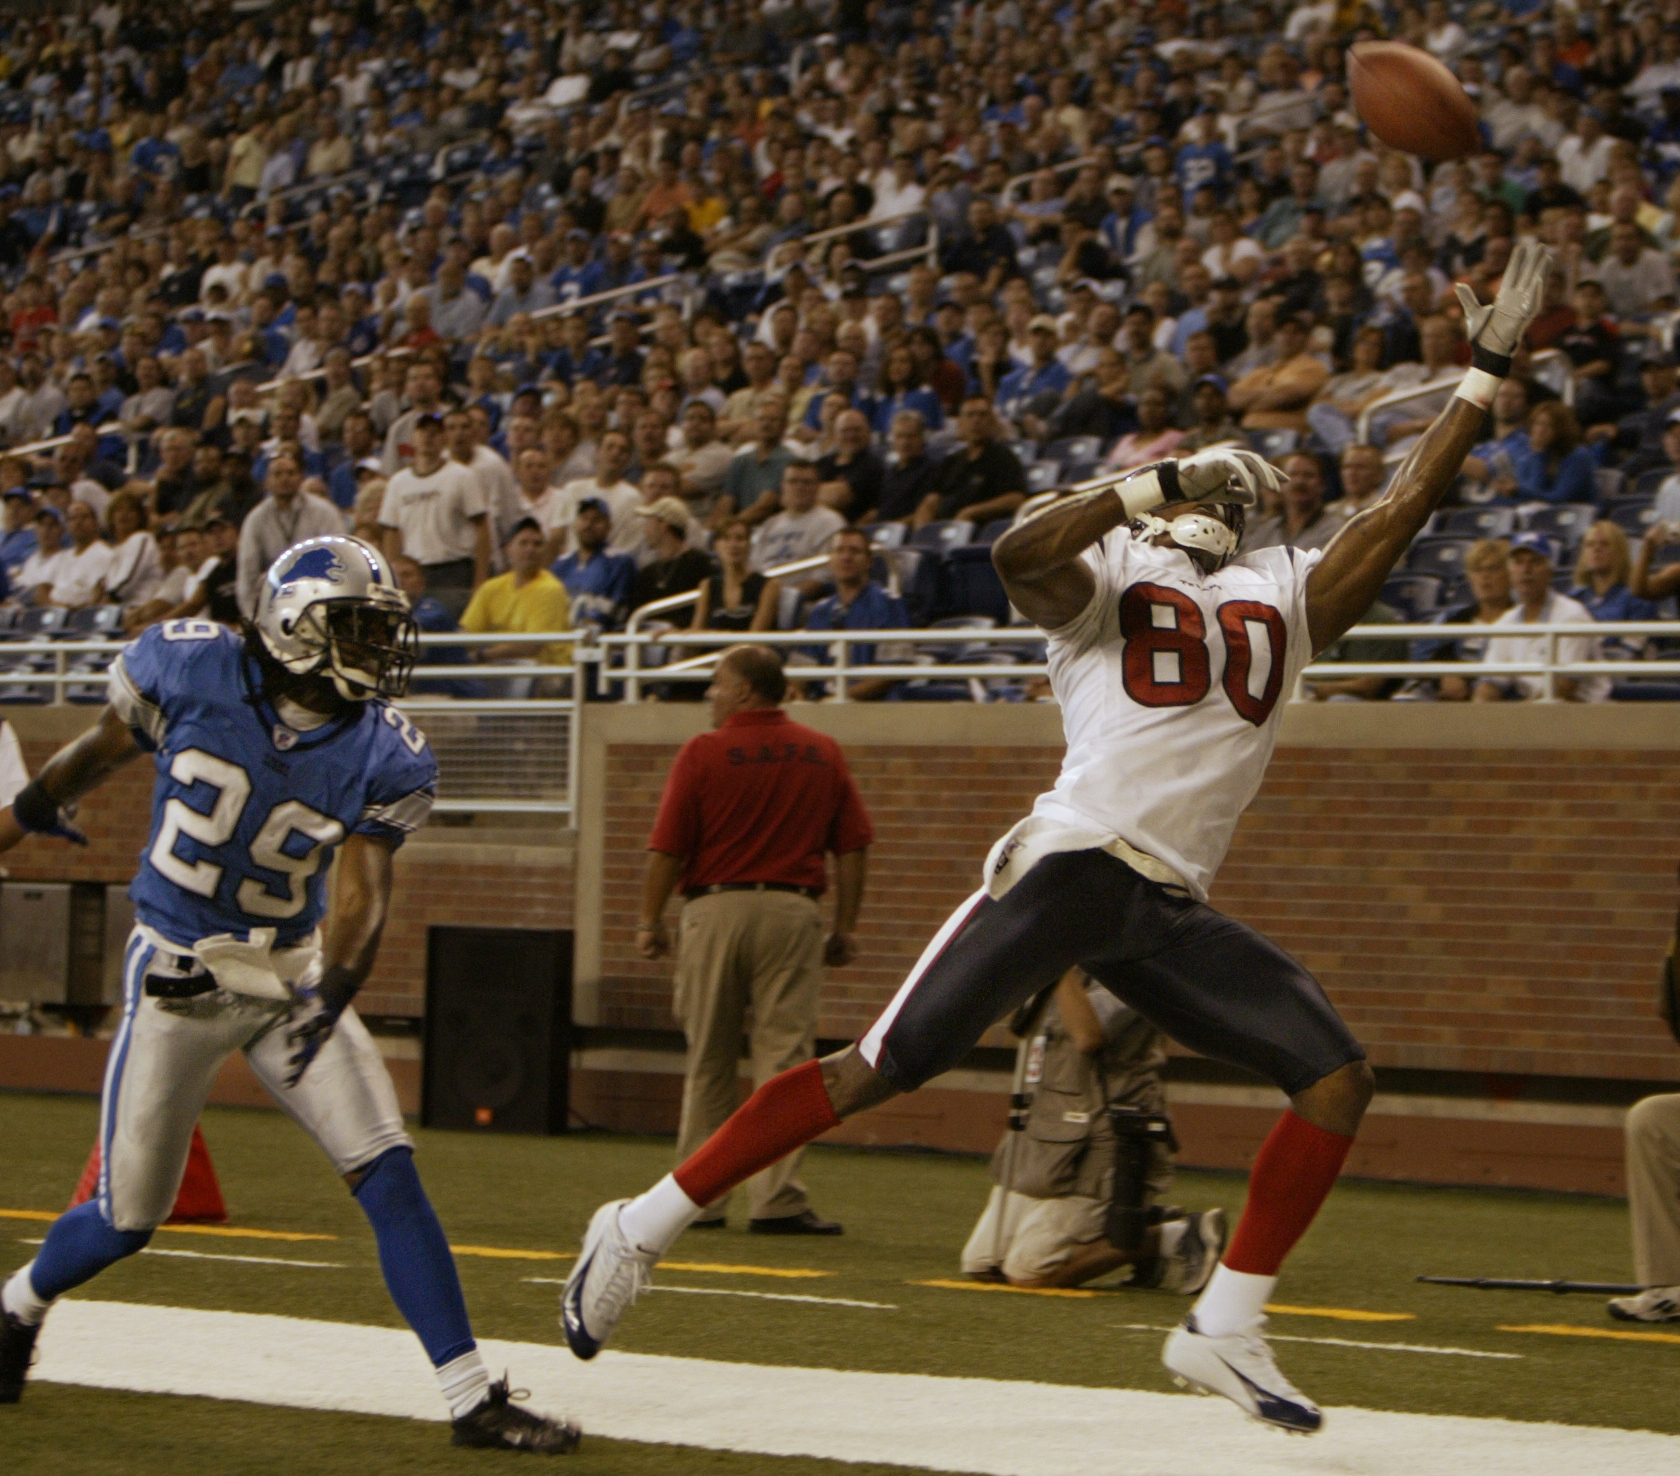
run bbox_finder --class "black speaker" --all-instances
[423,927,573,1135]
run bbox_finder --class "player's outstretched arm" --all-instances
[992,449,1272,628]
[0,707,143,855]
[286,832,396,1086]
[1304,239,1552,653]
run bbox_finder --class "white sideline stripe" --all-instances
[31,1300,1677,1476]
[1117,1323,1522,1360]
[16,1237,343,1269]
[523,1276,896,1309]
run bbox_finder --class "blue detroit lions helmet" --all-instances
[255,535,417,700]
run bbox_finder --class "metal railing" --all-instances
[1356,371,1466,448]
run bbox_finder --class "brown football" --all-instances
[1347,41,1482,162]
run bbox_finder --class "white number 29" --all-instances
[149,748,343,920]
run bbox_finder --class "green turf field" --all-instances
[2,1090,1675,1474]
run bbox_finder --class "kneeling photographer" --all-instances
[961,968,1226,1291]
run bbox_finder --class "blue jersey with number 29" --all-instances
[109,620,437,949]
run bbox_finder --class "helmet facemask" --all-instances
[1132,501,1246,573]
[278,598,417,701]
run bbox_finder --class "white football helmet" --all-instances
[254,535,417,700]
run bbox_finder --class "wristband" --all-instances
[12,779,62,834]
[1453,367,1504,411]
[1113,460,1184,520]
[1468,343,1513,377]
[315,963,360,1017]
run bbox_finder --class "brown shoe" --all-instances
[747,1209,843,1236]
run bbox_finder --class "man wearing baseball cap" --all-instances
[996,316,1072,433]
[1475,533,1609,703]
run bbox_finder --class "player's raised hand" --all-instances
[8,781,88,848]
[1454,238,1552,363]
[1174,446,1287,507]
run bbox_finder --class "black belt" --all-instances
[144,973,216,999]
[684,882,821,901]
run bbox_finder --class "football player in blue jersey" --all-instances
[0,535,579,1455]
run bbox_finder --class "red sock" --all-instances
[1223,1111,1355,1276]
[673,1059,841,1208]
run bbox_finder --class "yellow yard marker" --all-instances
[2,1210,335,1242]
[910,1278,1111,1299]
[1499,1323,1680,1347]
[1265,1303,1415,1323]
[451,1244,570,1261]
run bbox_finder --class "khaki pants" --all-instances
[1627,1093,1680,1286]
[959,1187,1108,1283]
[673,889,825,1221]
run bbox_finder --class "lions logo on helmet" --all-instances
[275,545,347,591]
[254,535,417,701]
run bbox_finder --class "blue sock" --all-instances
[353,1147,476,1367]
[28,1200,153,1301]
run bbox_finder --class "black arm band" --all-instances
[12,780,62,834]
[317,964,361,1016]
[1149,459,1184,504]
[1469,344,1512,377]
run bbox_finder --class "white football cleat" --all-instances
[1162,1315,1323,1434]
[1167,1209,1227,1296]
[1607,1286,1680,1323]
[560,1199,658,1360]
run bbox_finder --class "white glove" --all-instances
[1110,446,1285,521]
[1453,238,1553,369]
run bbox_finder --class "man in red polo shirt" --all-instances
[639,644,874,1234]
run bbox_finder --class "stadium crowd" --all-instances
[0,0,1679,700]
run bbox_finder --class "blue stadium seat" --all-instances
[1381,574,1442,622]
[1433,506,1515,539]
[1609,498,1659,538]
[1520,503,1597,546]
[1407,538,1473,581]
[1249,429,1298,460]
[942,546,1011,623]
[1595,467,1625,505]
[1061,459,1103,483]
[1045,437,1102,464]
[866,521,907,549]
[1635,467,1673,498]
[976,518,1015,544]
[1025,461,1062,492]
[909,520,974,551]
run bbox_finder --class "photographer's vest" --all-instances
[992,985,1171,1203]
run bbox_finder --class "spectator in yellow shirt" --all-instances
[460,518,573,678]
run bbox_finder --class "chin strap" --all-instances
[1134,510,1238,567]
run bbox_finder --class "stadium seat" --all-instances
[1061,459,1103,483]
[1025,461,1062,492]
[976,518,1015,545]
[1634,467,1672,499]
[1594,468,1625,504]
[1407,538,1473,581]
[909,520,974,551]
[1433,506,1515,539]
[1248,429,1298,460]
[1520,503,1597,545]
[1381,574,1442,622]
[1046,437,1102,465]
[941,546,1011,623]
[866,522,907,549]
[1609,498,1660,538]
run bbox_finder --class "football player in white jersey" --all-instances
[558,243,1554,1434]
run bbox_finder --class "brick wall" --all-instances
[590,707,1680,1084]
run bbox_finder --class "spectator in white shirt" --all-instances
[1598,222,1679,320]
[43,501,114,609]
[379,413,491,618]
[98,490,164,610]
[1557,109,1617,196]
[556,428,646,559]
[14,506,68,605]
[445,407,523,561]
[1476,534,1609,703]
[752,459,846,573]
[871,153,927,223]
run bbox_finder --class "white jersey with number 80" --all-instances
[1031,530,1321,902]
